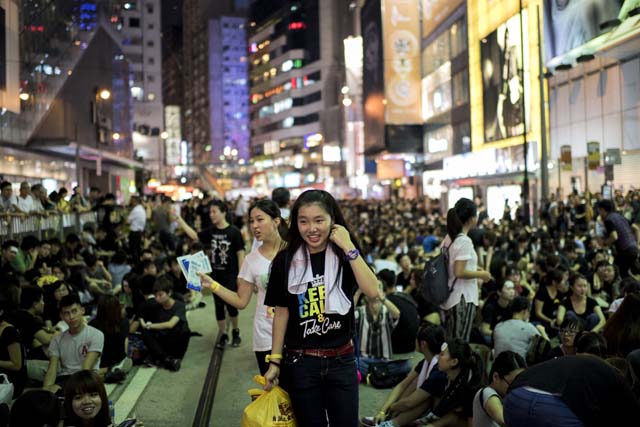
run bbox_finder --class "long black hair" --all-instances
[249,199,288,242]
[446,198,477,240]
[284,190,363,289]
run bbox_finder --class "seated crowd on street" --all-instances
[1,179,640,426]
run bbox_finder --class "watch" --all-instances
[345,248,360,261]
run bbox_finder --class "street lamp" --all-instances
[160,131,169,139]
[99,89,111,100]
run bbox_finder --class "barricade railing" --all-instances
[0,211,98,241]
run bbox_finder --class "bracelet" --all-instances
[265,353,283,363]
[268,360,281,367]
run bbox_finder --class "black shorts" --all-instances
[212,279,238,321]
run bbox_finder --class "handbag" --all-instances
[0,374,14,404]
[366,359,411,389]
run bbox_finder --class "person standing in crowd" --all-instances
[262,190,381,427]
[174,199,245,348]
[15,182,35,214]
[503,355,640,427]
[271,187,291,221]
[127,195,146,263]
[441,198,493,341]
[198,199,287,374]
[0,182,18,215]
[598,199,639,278]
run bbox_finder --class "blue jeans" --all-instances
[280,351,358,427]
[565,311,599,331]
[504,387,584,427]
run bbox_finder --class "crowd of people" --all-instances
[0,178,640,426]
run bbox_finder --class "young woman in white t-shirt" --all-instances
[199,199,286,374]
[441,198,492,341]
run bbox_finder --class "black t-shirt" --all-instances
[387,293,419,354]
[198,225,244,284]
[481,296,511,329]
[561,296,598,321]
[7,310,44,353]
[0,325,26,397]
[196,201,213,230]
[265,250,357,349]
[509,355,640,427]
[533,286,565,321]
[90,317,129,368]
[149,300,189,335]
[136,297,159,323]
[162,271,188,295]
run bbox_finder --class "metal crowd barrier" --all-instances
[0,211,98,241]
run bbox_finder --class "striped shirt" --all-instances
[354,304,398,359]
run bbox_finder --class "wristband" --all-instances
[210,281,221,292]
[345,248,360,261]
[265,353,283,363]
[268,360,281,367]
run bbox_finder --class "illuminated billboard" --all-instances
[480,11,530,142]
[382,0,422,125]
[421,0,465,39]
[468,0,543,151]
[361,0,385,154]
[543,0,640,63]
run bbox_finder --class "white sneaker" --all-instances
[376,421,397,427]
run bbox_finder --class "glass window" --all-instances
[450,19,468,58]
[452,71,469,107]
[422,31,450,76]
[129,17,140,28]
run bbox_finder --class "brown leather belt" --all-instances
[288,341,355,358]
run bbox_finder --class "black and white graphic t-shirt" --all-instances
[198,225,244,284]
[265,249,357,349]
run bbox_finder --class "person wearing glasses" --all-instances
[472,351,527,427]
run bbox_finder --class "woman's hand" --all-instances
[329,224,354,252]
[477,269,493,283]
[263,364,280,391]
[374,410,387,423]
[197,273,220,291]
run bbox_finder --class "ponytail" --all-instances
[447,208,463,240]
[277,217,289,242]
[447,198,477,240]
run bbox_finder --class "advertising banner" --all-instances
[421,0,464,39]
[164,105,182,166]
[382,0,422,124]
[361,0,386,154]
[543,0,640,63]
[587,141,600,170]
[480,11,530,143]
[560,144,572,171]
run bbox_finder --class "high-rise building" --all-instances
[118,0,164,178]
[161,0,184,108]
[183,0,249,168]
[248,0,353,191]
[209,16,250,163]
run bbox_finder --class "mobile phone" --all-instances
[117,419,138,427]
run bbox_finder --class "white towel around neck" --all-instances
[287,244,352,315]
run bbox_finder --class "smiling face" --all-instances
[297,203,332,254]
[72,391,102,420]
[249,208,279,242]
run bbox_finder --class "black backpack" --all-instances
[420,235,458,306]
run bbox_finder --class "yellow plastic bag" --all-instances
[241,375,296,427]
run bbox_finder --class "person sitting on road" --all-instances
[43,294,104,393]
[9,389,62,427]
[63,370,112,427]
[136,278,190,372]
[361,323,447,427]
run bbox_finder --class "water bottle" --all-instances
[109,399,115,422]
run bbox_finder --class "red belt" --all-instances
[288,341,354,358]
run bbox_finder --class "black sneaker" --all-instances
[231,328,241,347]
[164,357,181,372]
[104,368,126,383]
[217,333,229,349]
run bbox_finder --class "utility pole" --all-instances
[537,5,549,203]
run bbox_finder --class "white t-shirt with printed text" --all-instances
[49,324,104,376]
[238,249,274,351]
